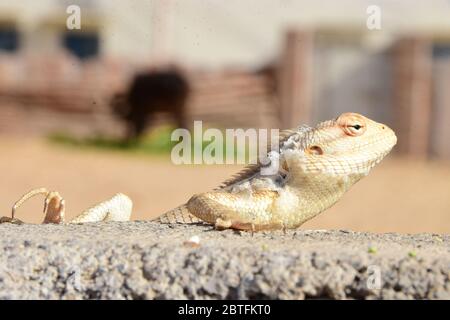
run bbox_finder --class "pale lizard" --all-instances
[0,112,397,231]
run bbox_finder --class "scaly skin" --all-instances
[1,113,396,232]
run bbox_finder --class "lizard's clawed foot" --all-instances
[0,216,24,225]
[214,218,259,234]
[10,187,66,224]
[42,191,65,224]
[214,218,233,230]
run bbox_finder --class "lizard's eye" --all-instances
[345,123,365,136]
[337,113,367,137]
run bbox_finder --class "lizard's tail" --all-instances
[11,187,50,219]
[154,204,203,224]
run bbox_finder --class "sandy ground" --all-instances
[0,136,449,234]
[0,222,448,299]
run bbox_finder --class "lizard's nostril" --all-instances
[381,126,385,130]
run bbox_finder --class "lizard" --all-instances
[0,112,397,231]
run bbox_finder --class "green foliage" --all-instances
[47,126,253,161]
[48,126,176,155]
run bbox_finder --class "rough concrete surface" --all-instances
[0,221,448,300]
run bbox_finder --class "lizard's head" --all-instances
[302,112,397,175]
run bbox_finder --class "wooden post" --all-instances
[392,37,432,158]
[431,60,450,159]
[278,30,314,128]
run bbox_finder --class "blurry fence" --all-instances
[0,52,129,136]
[1,31,450,159]
[188,71,279,128]
[0,53,279,137]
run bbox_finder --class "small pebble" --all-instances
[183,235,201,248]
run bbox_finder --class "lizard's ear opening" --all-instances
[306,145,323,155]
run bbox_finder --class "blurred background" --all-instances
[0,0,449,233]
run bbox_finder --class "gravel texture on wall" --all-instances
[0,222,448,299]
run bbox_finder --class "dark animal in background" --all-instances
[112,69,190,141]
